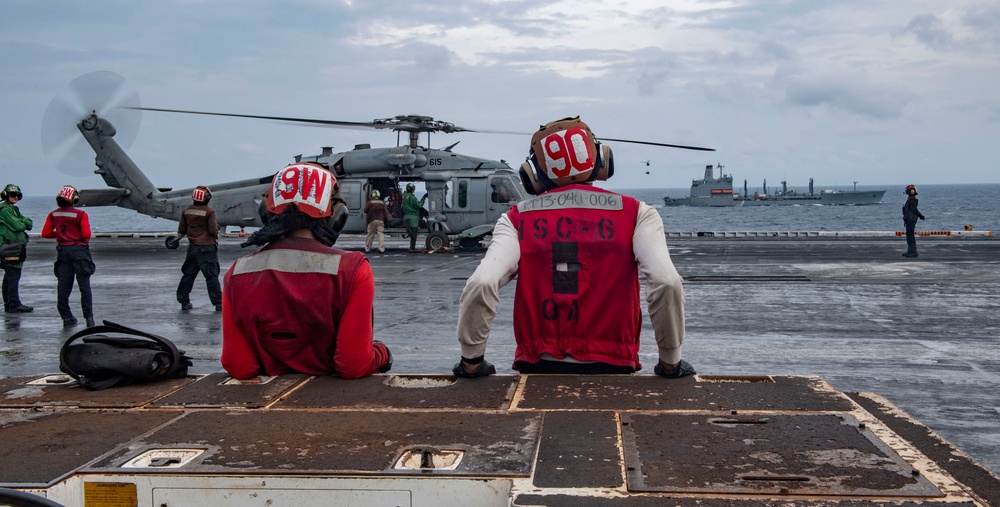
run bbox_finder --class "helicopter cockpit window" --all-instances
[444,180,453,209]
[490,178,518,203]
[458,180,468,208]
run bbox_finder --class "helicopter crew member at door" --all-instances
[402,182,427,252]
[221,163,393,379]
[364,190,391,253]
[41,186,96,327]
[176,186,223,311]
[453,117,694,378]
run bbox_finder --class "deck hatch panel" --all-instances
[621,413,944,497]
[86,410,541,476]
[0,410,182,486]
[275,374,518,409]
[0,375,195,409]
[148,372,310,409]
[518,375,854,412]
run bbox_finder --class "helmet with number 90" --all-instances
[519,116,615,195]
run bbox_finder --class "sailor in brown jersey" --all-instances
[176,186,222,311]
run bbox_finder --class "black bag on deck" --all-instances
[0,242,24,264]
[59,320,193,391]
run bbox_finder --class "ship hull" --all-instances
[740,189,886,206]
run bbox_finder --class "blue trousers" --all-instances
[55,245,95,320]
[177,244,222,305]
[905,222,917,254]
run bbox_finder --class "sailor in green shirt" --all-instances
[0,183,34,313]
[402,183,427,252]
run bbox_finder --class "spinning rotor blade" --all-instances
[596,137,714,151]
[132,106,714,151]
[130,107,530,137]
[41,71,141,176]
[129,107,378,130]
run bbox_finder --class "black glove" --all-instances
[375,340,393,373]
[452,356,496,378]
[654,359,696,378]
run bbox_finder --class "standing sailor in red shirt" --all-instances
[221,163,393,380]
[41,185,96,327]
[454,117,694,378]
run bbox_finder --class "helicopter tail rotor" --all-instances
[42,71,142,176]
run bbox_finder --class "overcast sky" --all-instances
[2,0,998,196]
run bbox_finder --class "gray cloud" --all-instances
[894,14,956,51]
[774,66,914,120]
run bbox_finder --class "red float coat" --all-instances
[40,206,91,246]
[221,236,390,379]
[505,184,642,369]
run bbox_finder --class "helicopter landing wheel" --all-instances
[165,236,181,250]
[425,231,449,251]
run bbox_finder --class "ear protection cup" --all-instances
[591,144,614,182]
[521,157,567,196]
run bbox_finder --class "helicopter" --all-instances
[43,72,714,251]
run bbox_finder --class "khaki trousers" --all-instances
[365,220,385,252]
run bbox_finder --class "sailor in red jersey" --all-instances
[454,117,694,378]
[221,163,393,380]
[41,185,96,327]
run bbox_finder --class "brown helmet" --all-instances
[518,116,614,195]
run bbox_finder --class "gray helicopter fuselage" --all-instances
[75,113,525,247]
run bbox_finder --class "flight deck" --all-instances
[2,233,999,505]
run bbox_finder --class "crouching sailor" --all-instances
[454,117,695,378]
[221,163,393,379]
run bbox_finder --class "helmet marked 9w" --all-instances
[58,185,80,205]
[266,163,337,218]
[519,116,614,195]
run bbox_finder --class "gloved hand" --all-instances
[654,359,696,378]
[375,340,393,373]
[452,356,496,378]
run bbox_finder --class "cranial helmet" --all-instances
[905,184,917,196]
[371,189,380,199]
[266,163,337,218]
[245,162,347,248]
[405,183,416,192]
[1,184,22,201]
[192,186,212,204]
[57,185,80,205]
[519,116,614,195]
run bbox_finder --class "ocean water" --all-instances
[10,183,1000,234]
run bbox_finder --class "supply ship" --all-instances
[663,164,887,206]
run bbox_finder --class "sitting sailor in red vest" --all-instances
[454,117,694,378]
[221,163,393,379]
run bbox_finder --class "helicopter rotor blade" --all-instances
[131,106,715,151]
[42,71,142,176]
[596,137,715,151]
[127,107,380,130]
